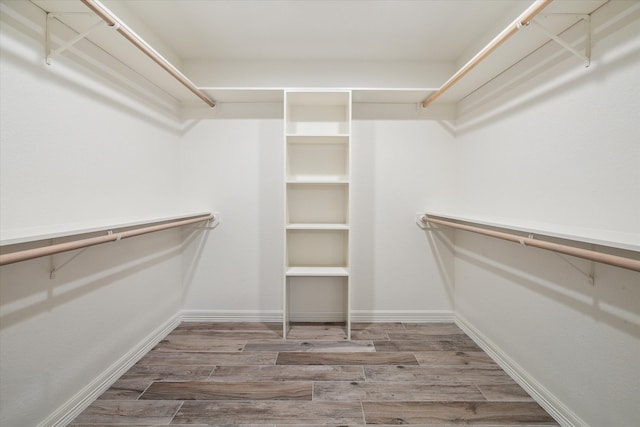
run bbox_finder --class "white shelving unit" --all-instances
[284,90,351,339]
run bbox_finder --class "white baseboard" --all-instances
[454,314,587,427]
[41,312,182,427]
[181,309,283,323]
[351,309,454,323]
[181,309,455,324]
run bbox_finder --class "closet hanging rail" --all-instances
[421,0,553,108]
[0,214,214,266]
[420,215,640,273]
[79,0,216,109]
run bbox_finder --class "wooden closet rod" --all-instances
[79,0,216,109]
[421,0,553,108]
[0,214,214,266]
[420,215,640,273]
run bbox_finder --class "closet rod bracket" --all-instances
[529,14,591,67]
[553,252,596,285]
[49,228,120,278]
[50,246,89,279]
[46,12,118,65]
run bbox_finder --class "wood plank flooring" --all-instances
[70,322,559,426]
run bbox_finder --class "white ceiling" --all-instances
[118,0,523,62]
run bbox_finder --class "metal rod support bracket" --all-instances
[46,12,115,65]
[529,14,591,67]
[553,252,596,285]
[50,246,89,279]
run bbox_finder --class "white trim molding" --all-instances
[350,310,454,323]
[181,309,283,323]
[180,309,455,324]
[455,314,587,427]
[40,312,182,427]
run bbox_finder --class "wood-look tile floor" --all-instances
[70,322,559,426]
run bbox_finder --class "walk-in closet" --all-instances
[1,0,638,425]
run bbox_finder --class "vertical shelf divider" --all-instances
[284,90,351,340]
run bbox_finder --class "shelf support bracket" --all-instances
[50,246,88,279]
[553,252,596,285]
[49,229,116,279]
[46,12,118,65]
[529,15,591,67]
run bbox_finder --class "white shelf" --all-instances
[287,184,349,225]
[287,229,348,267]
[287,177,349,184]
[287,135,349,144]
[286,133,350,138]
[199,88,284,103]
[286,91,350,105]
[420,212,640,252]
[287,224,349,230]
[287,138,349,183]
[286,267,349,277]
[191,88,443,106]
[0,212,213,246]
[352,89,437,104]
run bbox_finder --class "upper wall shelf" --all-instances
[198,88,440,105]
[0,212,215,246]
[26,0,617,110]
[31,0,214,107]
[0,213,216,273]
[417,211,639,253]
[427,0,608,105]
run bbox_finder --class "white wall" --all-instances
[179,119,285,318]
[450,3,640,426]
[351,120,456,319]
[0,3,190,425]
[178,118,457,321]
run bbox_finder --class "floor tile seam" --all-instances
[143,379,320,384]
[155,398,377,404]
[472,382,537,403]
[151,349,246,353]
[204,365,218,381]
[414,363,503,368]
[356,382,497,387]
[167,400,185,424]
[207,363,370,370]
[141,396,317,403]
[120,378,223,384]
[315,397,507,403]
[378,365,506,371]
[140,363,279,367]
[128,363,219,369]
[473,381,495,402]
[207,378,365,383]
[136,380,157,400]
[275,352,411,355]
